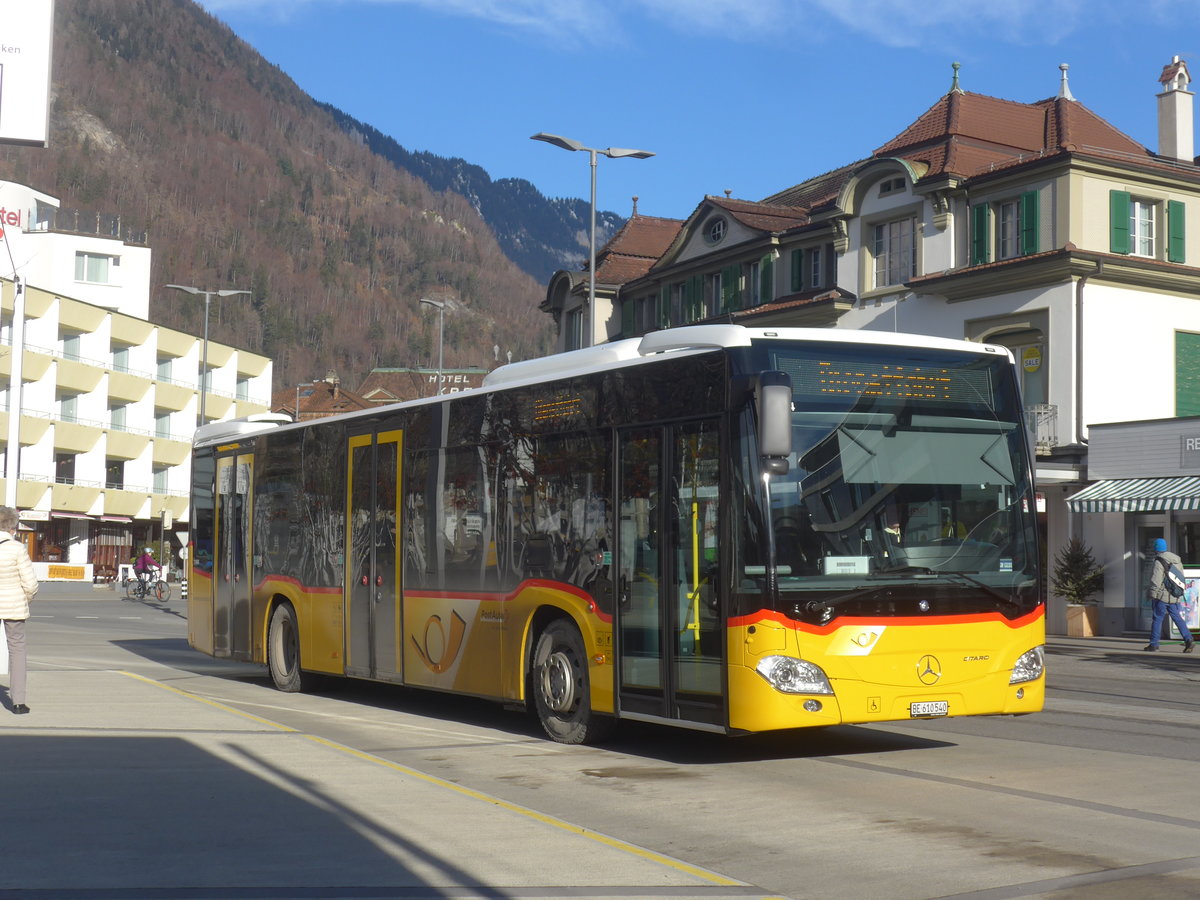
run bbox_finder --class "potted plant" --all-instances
[1051,538,1105,636]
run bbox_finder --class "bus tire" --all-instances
[268,602,308,693]
[532,619,613,744]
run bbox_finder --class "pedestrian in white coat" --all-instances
[0,506,37,713]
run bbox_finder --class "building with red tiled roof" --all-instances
[271,371,372,421]
[542,208,682,349]
[542,56,1200,637]
[357,367,490,404]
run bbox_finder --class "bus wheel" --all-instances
[268,602,308,693]
[532,619,613,744]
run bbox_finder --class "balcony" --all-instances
[29,206,148,245]
[1024,403,1058,455]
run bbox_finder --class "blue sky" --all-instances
[194,0,1195,222]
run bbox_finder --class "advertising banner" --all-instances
[0,1,55,147]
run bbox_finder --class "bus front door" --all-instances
[214,453,253,660]
[617,421,725,729]
[345,430,403,682]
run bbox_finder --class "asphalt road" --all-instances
[7,589,1200,899]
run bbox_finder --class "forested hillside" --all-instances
[320,104,626,285]
[0,0,564,390]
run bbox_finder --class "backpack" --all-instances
[1160,557,1187,599]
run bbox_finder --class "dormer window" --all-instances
[878,177,906,197]
[705,216,727,245]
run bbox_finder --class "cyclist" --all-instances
[133,547,161,590]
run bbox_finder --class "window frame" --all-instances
[74,251,115,285]
[871,214,918,289]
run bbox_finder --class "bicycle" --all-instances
[124,570,171,602]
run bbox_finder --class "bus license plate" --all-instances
[910,701,948,718]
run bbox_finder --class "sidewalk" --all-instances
[0,667,772,899]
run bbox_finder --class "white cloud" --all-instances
[197,0,614,38]
[195,0,1160,48]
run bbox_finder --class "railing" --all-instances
[0,338,268,407]
[28,206,149,245]
[1024,403,1058,455]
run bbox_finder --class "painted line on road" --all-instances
[820,755,1200,831]
[303,732,748,889]
[118,670,298,732]
[938,853,1200,898]
[1046,695,1200,726]
[120,670,748,891]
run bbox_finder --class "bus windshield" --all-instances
[750,342,1039,624]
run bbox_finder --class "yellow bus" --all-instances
[188,325,1044,743]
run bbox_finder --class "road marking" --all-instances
[1046,695,1200,726]
[120,670,747,890]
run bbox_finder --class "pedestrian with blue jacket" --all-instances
[1145,538,1195,652]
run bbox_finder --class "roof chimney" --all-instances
[1158,55,1194,162]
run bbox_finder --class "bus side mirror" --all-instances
[758,370,792,474]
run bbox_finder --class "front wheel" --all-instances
[268,602,310,693]
[155,580,171,602]
[531,619,613,744]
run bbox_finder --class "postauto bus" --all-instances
[188,325,1044,743]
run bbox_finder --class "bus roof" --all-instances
[193,326,1012,448]
[482,324,1010,389]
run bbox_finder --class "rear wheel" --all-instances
[532,619,613,744]
[268,602,309,693]
[123,577,135,600]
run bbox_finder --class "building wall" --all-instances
[0,177,273,580]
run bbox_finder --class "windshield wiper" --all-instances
[943,572,1022,609]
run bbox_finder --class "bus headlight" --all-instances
[1009,646,1045,684]
[755,656,834,694]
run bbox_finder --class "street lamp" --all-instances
[418,297,445,396]
[165,284,250,426]
[531,132,654,348]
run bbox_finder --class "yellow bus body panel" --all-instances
[400,581,615,712]
[253,577,346,675]
[728,608,1045,733]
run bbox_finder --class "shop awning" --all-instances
[1066,476,1200,513]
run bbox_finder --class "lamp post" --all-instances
[418,297,445,396]
[530,132,654,348]
[165,284,250,426]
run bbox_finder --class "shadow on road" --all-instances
[112,636,956,765]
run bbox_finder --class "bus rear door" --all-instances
[345,429,403,682]
[214,452,254,660]
[616,420,725,730]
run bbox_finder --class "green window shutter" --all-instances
[790,249,803,292]
[1169,200,1186,263]
[723,266,739,311]
[760,254,774,303]
[970,204,990,265]
[688,275,702,322]
[1110,190,1131,254]
[1177,331,1200,415]
[659,286,670,328]
[1020,190,1039,256]
[621,296,636,336]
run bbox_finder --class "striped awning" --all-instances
[1066,476,1200,513]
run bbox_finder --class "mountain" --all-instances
[319,104,626,285]
[0,0,601,391]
